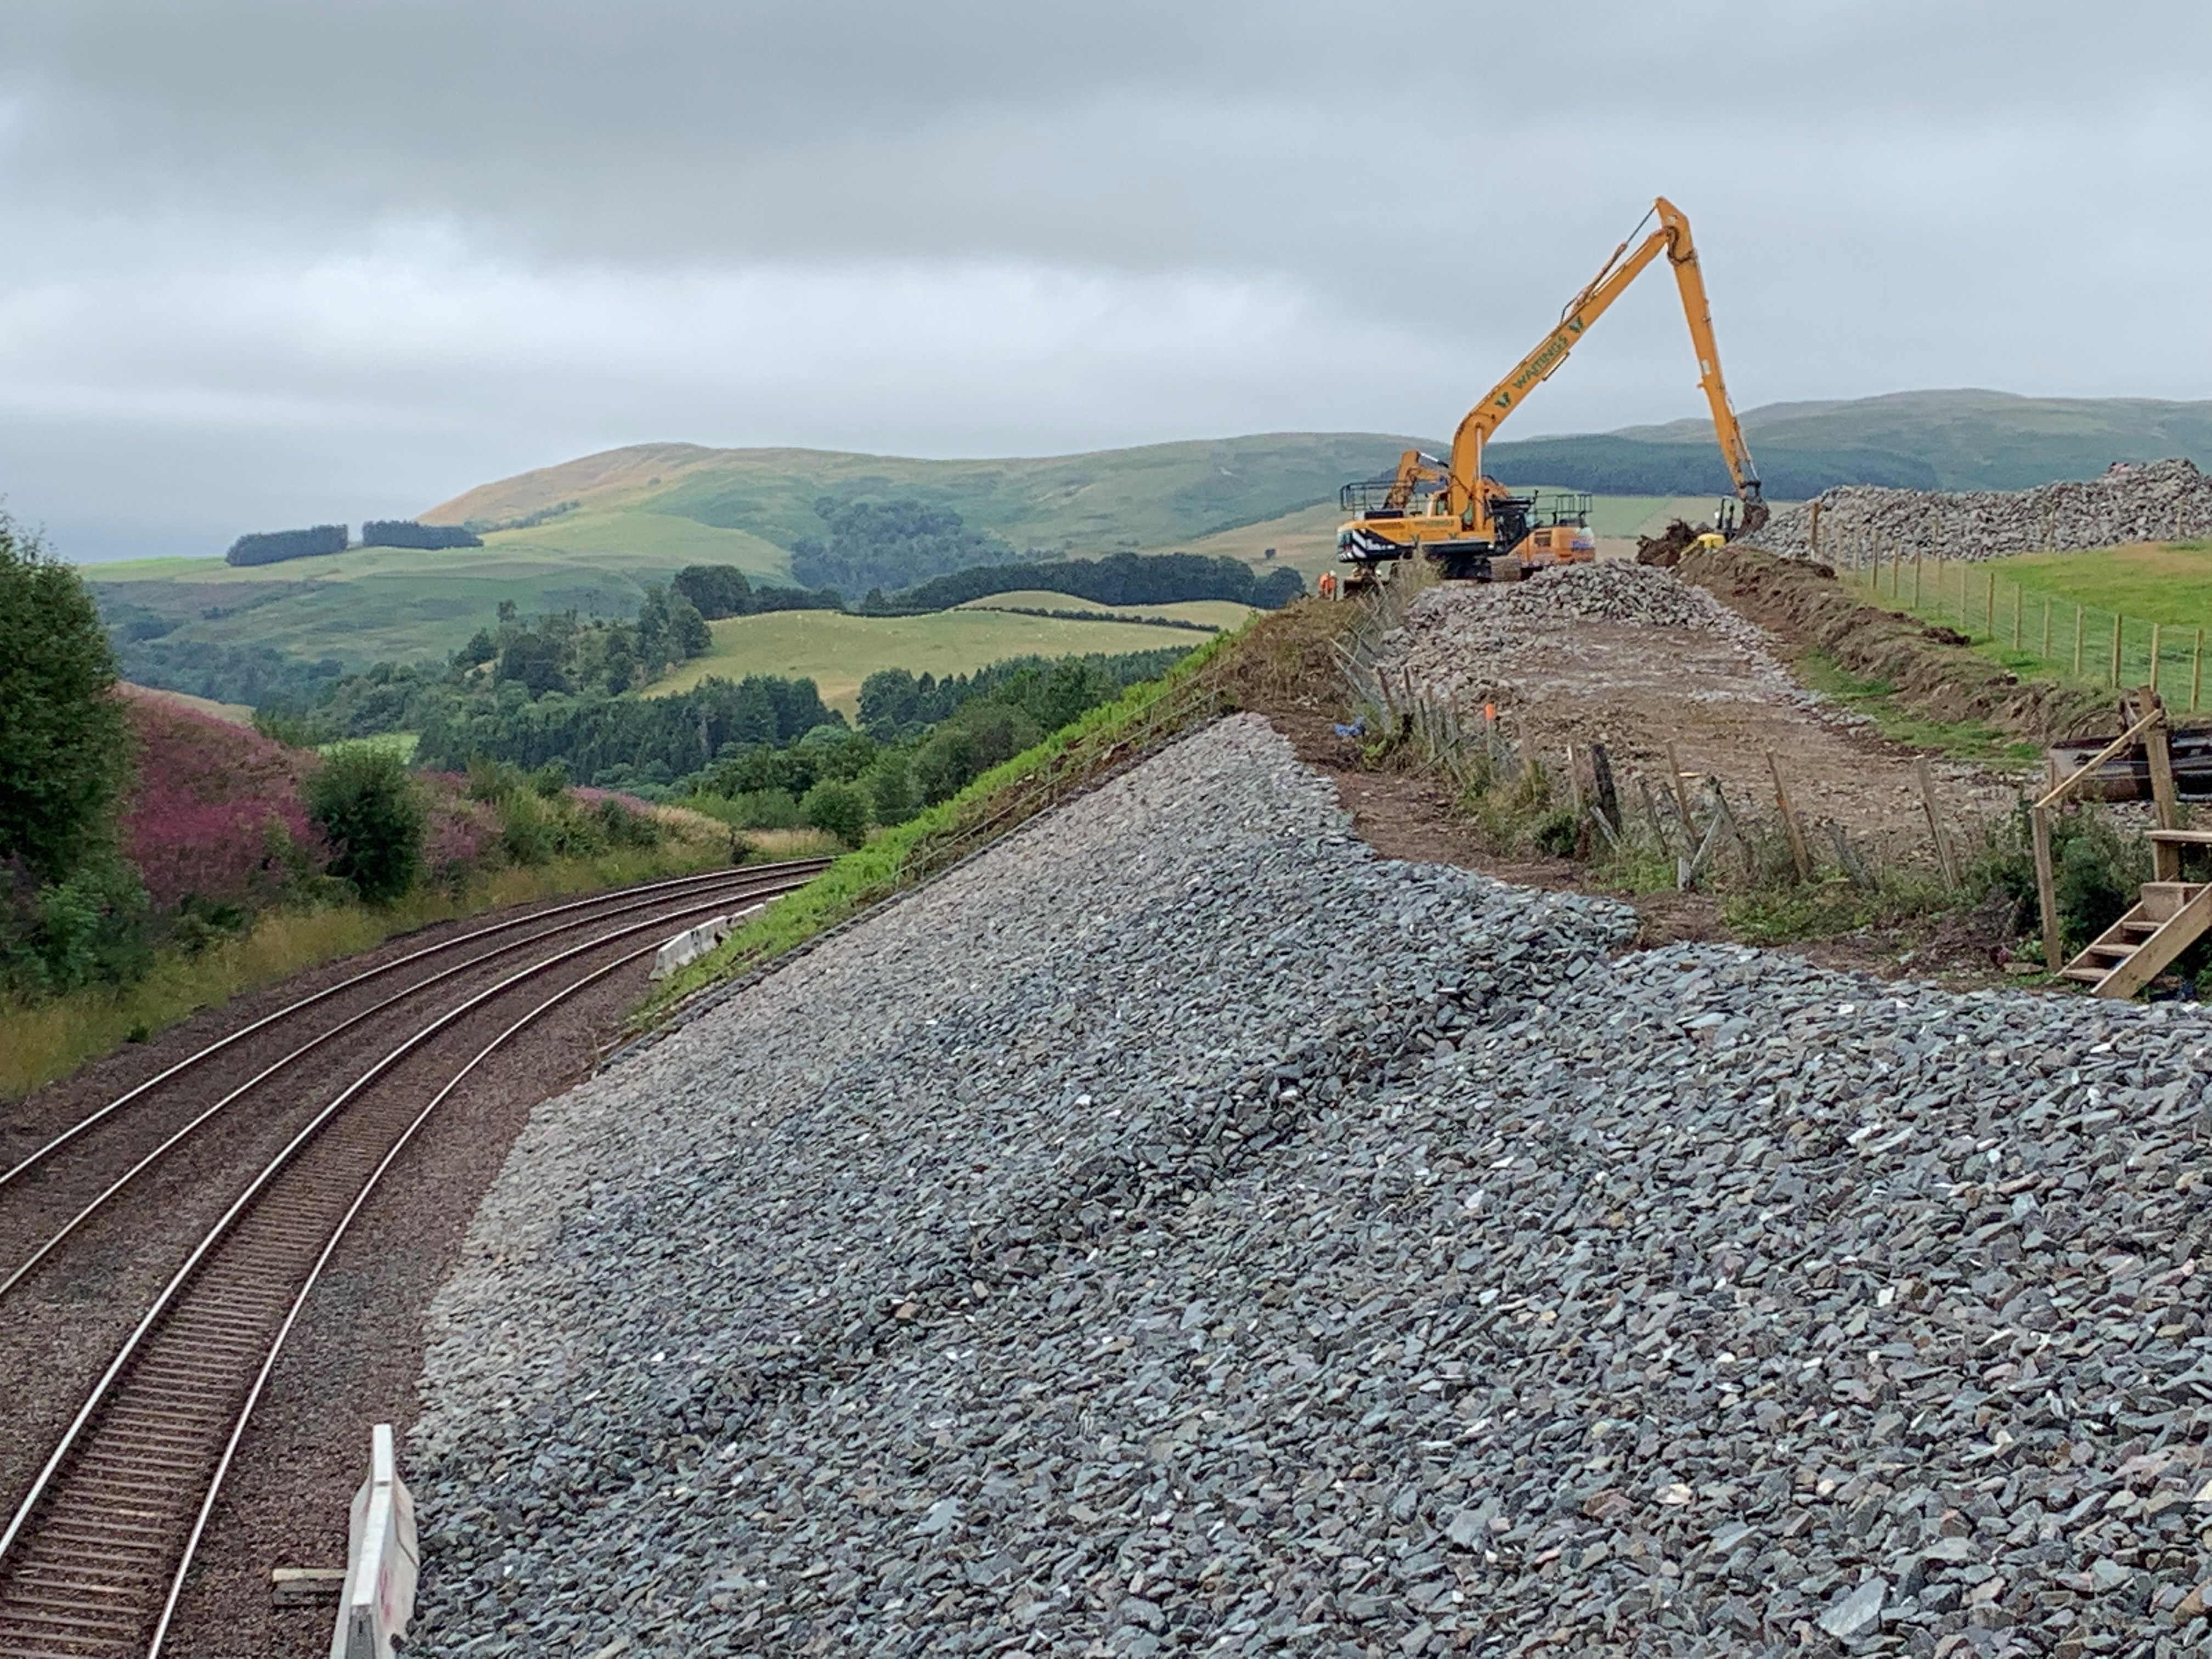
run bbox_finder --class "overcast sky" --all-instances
[2,0,2205,561]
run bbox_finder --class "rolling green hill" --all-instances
[424,432,1419,558]
[1607,390,2212,492]
[86,393,2208,704]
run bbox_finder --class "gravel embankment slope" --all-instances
[410,715,2212,1657]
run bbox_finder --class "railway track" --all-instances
[0,858,825,1657]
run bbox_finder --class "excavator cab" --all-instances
[1506,491,1598,574]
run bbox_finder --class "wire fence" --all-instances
[1846,555,2208,711]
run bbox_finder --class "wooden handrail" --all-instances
[2035,706,2165,811]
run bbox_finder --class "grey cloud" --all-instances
[0,0,2204,560]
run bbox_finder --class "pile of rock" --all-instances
[1405,561,1770,640]
[406,716,2212,1657]
[1747,457,2212,566]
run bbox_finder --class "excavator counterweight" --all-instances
[1336,197,1763,586]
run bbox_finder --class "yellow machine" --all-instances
[1338,196,1765,584]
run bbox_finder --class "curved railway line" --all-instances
[0,856,826,1658]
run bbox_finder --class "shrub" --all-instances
[595,797,662,848]
[725,788,805,831]
[0,850,151,996]
[0,518,132,882]
[802,781,870,849]
[306,747,426,902]
[120,696,321,912]
[864,755,915,826]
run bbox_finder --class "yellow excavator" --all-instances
[1336,196,1765,585]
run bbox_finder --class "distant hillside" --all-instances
[1605,390,2212,492]
[427,394,2212,575]
[423,433,1419,556]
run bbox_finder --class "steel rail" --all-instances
[0,861,816,1303]
[0,874,811,1656]
[145,900,766,1656]
[0,857,827,1193]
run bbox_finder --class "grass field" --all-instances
[650,608,1206,710]
[86,528,742,670]
[956,591,1254,630]
[1847,541,2212,708]
[1978,540,2212,625]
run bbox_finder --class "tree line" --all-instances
[224,520,483,567]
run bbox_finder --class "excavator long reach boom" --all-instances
[1337,197,1764,583]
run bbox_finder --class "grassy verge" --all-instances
[0,839,730,1100]
[1793,652,2043,765]
[634,629,1240,1025]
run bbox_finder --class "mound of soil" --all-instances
[1676,541,2116,742]
[1634,517,1704,567]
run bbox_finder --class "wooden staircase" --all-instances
[2042,692,2212,999]
[2061,874,2212,996]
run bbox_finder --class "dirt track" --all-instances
[1382,573,2024,866]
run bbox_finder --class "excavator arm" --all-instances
[1441,196,1764,540]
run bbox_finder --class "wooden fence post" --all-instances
[2030,805,2063,970]
[1914,757,1960,889]
[2041,596,2052,662]
[1768,751,1814,882]
[2073,603,2085,678]
[1637,775,1668,850]
[1663,740,1696,837]
[1984,568,1997,636]
[2012,583,2023,650]
[2151,623,2164,696]
[2193,630,2204,713]
[1589,741,1622,838]
[2111,616,2124,688]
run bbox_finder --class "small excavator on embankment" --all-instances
[1333,196,1767,590]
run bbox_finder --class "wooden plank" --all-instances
[2030,805,2062,973]
[2145,693,2180,835]
[2035,706,2167,809]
